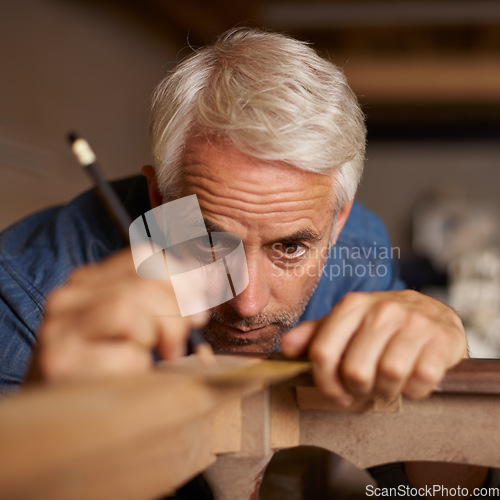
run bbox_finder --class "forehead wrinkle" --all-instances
[196,192,324,222]
[195,186,331,233]
[198,167,316,193]
[182,144,333,195]
[183,175,331,216]
[191,181,333,245]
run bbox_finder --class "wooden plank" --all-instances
[160,354,310,386]
[270,386,300,449]
[210,398,242,455]
[205,388,274,500]
[296,387,401,413]
[240,390,271,458]
[436,358,500,394]
[274,357,500,395]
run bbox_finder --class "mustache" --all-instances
[210,309,298,330]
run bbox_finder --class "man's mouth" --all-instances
[203,317,288,352]
[218,322,269,340]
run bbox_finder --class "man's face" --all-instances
[178,139,346,353]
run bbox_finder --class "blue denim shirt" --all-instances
[0,175,403,394]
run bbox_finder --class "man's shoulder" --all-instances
[338,200,390,248]
[0,175,149,391]
[0,175,149,306]
[299,200,404,322]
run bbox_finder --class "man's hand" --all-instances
[281,290,468,405]
[31,249,207,382]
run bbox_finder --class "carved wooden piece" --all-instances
[276,388,500,469]
[205,389,274,499]
[0,357,499,499]
[207,357,500,498]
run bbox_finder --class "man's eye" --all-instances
[273,242,308,261]
[284,243,300,255]
[194,239,218,257]
[193,234,234,260]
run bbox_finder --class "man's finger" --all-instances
[338,302,408,396]
[281,320,318,357]
[402,341,450,399]
[373,328,432,399]
[306,294,369,401]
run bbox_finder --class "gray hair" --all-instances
[149,28,366,209]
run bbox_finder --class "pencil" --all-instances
[67,132,216,368]
[67,132,131,242]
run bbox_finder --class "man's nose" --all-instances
[229,255,271,318]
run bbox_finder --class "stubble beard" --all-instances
[202,270,323,353]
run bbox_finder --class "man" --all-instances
[0,28,491,493]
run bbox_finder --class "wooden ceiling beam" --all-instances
[342,55,500,103]
[262,1,500,29]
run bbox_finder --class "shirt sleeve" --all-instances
[0,261,40,394]
[0,178,140,395]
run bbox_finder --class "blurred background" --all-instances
[2,0,500,353]
[1,1,499,496]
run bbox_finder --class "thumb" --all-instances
[281,320,319,358]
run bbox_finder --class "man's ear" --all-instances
[330,199,354,246]
[141,165,163,209]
